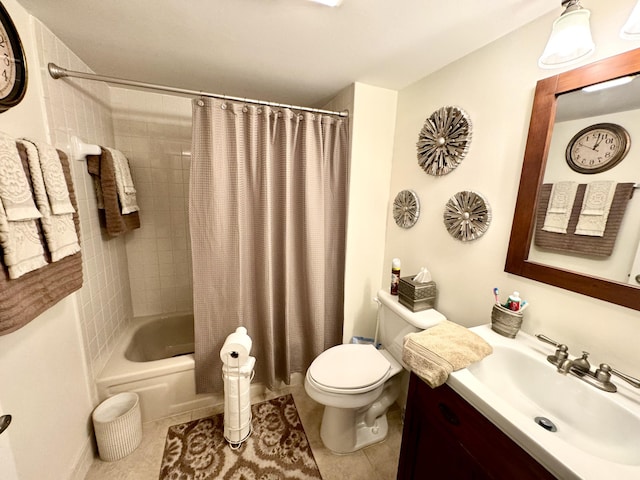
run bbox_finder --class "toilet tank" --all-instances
[376,290,445,364]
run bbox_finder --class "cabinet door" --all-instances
[398,373,557,480]
[408,402,491,479]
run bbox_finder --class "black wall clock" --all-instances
[565,123,630,174]
[0,2,27,113]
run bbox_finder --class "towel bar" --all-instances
[69,135,100,161]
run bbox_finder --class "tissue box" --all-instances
[398,276,436,312]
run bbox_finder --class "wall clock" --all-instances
[0,2,27,113]
[565,123,630,174]
[417,106,472,176]
[392,189,420,228]
[443,191,491,242]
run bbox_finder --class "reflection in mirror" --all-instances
[505,48,640,311]
[528,80,640,284]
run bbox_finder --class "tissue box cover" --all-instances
[398,276,436,312]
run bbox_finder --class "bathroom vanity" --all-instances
[398,325,640,480]
[397,373,555,479]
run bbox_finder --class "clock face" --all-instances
[0,21,17,100]
[566,123,630,174]
[0,3,26,112]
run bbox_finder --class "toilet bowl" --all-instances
[304,344,403,453]
[305,290,445,454]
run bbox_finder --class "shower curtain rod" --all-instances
[47,63,349,117]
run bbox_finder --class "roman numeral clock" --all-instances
[0,2,27,113]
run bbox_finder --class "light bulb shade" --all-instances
[538,9,595,69]
[621,1,640,39]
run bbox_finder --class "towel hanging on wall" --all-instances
[19,139,81,262]
[86,148,140,236]
[0,132,47,278]
[0,141,83,336]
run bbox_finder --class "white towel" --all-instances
[23,138,75,215]
[575,181,617,237]
[105,147,139,214]
[0,132,47,278]
[19,140,80,262]
[0,132,42,221]
[542,181,578,234]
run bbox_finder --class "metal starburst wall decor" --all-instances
[417,106,472,176]
[393,189,420,228]
[443,191,491,241]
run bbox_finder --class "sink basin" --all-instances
[448,325,640,480]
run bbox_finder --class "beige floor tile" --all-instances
[84,384,404,479]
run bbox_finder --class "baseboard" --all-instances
[69,436,95,480]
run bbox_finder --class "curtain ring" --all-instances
[196,98,205,107]
[242,105,248,113]
[221,103,227,110]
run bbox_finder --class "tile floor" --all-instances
[85,383,404,480]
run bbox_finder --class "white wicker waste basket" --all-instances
[92,392,142,461]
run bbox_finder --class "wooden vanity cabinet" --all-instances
[397,373,557,479]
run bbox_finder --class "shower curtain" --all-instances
[189,98,350,393]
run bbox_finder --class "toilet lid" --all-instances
[308,344,391,391]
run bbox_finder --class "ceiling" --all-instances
[17,0,559,108]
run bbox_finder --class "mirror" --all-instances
[505,48,640,311]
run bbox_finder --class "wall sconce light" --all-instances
[621,0,640,39]
[539,0,595,69]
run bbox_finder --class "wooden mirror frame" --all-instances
[505,48,640,311]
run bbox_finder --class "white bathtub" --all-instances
[96,313,220,423]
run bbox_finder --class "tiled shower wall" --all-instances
[34,21,133,385]
[110,88,193,317]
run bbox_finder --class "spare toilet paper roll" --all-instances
[220,327,252,365]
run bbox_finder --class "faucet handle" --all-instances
[535,334,561,347]
[599,364,640,389]
[572,351,591,373]
[547,344,569,367]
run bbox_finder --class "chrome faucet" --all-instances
[557,351,591,375]
[535,334,640,393]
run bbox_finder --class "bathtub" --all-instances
[96,313,221,423]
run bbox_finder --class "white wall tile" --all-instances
[111,88,193,316]
[34,21,133,382]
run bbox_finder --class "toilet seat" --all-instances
[307,344,391,394]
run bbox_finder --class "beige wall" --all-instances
[343,83,398,342]
[324,83,398,343]
[384,0,640,376]
[0,1,132,479]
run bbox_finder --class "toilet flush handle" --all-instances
[0,414,11,436]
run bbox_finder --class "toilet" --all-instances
[304,289,445,454]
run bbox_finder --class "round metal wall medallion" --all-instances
[393,189,420,228]
[443,191,491,241]
[417,106,472,176]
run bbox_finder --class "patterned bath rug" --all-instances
[159,394,322,480]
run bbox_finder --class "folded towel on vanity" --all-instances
[87,148,140,236]
[402,320,493,388]
[542,181,578,234]
[575,181,617,237]
[0,132,47,278]
[19,139,80,262]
